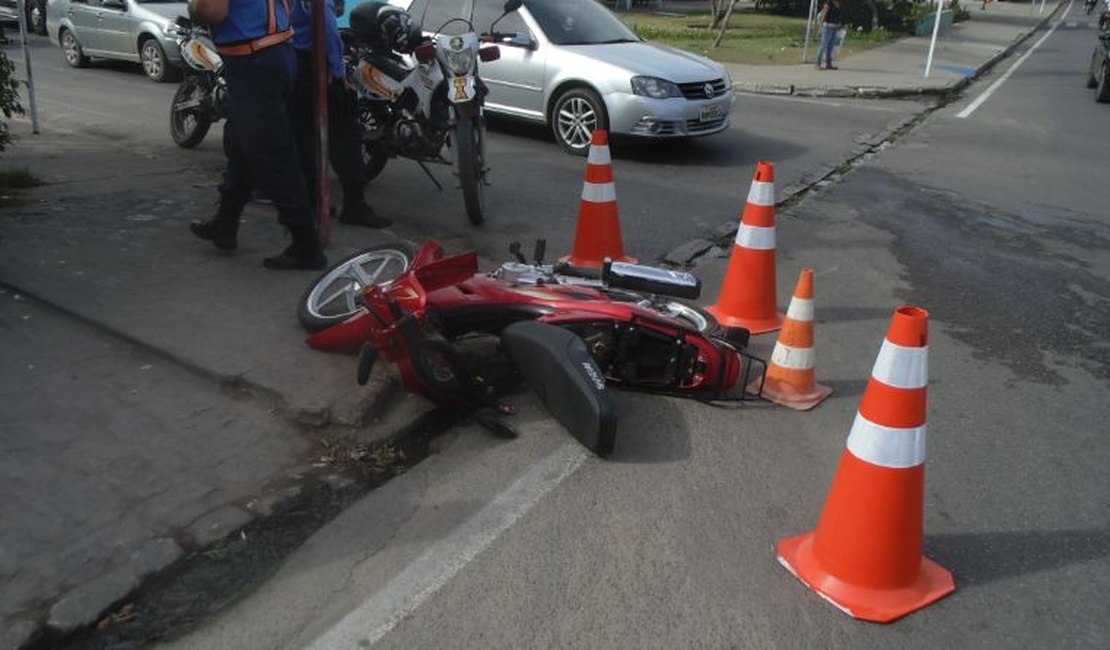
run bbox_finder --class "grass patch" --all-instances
[619,9,900,65]
[0,166,41,189]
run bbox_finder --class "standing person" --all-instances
[289,0,390,228]
[187,0,327,271]
[815,0,845,71]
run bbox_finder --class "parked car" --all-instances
[45,0,187,82]
[359,0,735,155]
[1087,21,1110,103]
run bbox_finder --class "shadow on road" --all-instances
[926,528,1110,587]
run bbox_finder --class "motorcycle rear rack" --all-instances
[704,340,767,404]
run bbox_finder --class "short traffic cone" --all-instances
[776,306,955,623]
[706,161,783,334]
[562,130,635,268]
[754,269,832,410]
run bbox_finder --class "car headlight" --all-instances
[162,21,177,37]
[631,76,682,99]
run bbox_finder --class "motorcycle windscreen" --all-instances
[500,321,618,456]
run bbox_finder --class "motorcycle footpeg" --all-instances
[471,409,519,439]
[357,343,378,386]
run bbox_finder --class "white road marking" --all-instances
[956,2,1073,118]
[303,442,590,650]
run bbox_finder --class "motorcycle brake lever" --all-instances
[509,241,527,264]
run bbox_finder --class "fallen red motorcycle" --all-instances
[299,240,766,455]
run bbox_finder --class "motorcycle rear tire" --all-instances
[454,109,487,226]
[1098,63,1110,103]
[297,243,417,333]
[170,80,212,149]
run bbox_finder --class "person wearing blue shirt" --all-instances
[187,0,327,270]
[289,0,389,227]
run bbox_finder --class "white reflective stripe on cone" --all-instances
[581,182,616,203]
[771,342,815,370]
[587,146,611,165]
[871,340,928,389]
[846,414,927,468]
[735,223,776,249]
[747,180,775,207]
[786,297,814,321]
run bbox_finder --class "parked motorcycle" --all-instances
[298,240,766,455]
[168,16,227,149]
[346,0,522,225]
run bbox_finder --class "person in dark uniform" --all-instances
[289,0,390,228]
[187,0,327,270]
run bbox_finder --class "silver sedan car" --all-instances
[394,0,735,154]
[46,0,187,82]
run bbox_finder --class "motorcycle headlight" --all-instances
[631,76,682,99]
[445,47,475,75]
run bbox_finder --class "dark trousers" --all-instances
[290,48,367,202]
[218,43,313,227]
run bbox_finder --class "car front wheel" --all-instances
[141,38,175,83]
[60,29,89,68]
[551,87,608,156]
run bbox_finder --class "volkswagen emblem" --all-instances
[703,82,715,98]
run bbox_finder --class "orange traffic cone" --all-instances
[561,130,635,268]
[754,269,832,410]
[706,161,783,334]
[776,306,955,623]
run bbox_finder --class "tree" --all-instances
[0,49,25,152]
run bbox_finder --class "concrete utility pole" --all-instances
[802,0,819,63]
[16,0,39,134]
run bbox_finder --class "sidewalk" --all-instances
[0,2,1064,646]
[723,0,1063,98]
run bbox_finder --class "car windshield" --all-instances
[524,0,640,46]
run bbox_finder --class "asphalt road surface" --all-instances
[9,8,1109,648]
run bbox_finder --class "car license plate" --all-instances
[700,103,726,121]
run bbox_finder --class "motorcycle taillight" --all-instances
[415,42,437,64]
[478,45,500,63]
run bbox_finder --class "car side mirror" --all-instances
[497,32,535,49]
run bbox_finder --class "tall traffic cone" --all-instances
[776,306,955,623]
[561,130,635,268]
[706,161,783,334]
[754,269,832,410]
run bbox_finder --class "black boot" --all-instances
[338,188,391,228]
[189,203,241,251]
[263,224,327,271]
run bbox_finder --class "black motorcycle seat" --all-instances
[501,321,617,455]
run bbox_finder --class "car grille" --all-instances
[678,79,729,100]
[686,116,728,133]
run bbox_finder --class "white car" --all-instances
[373,0,735,155]
[46,0,187,82]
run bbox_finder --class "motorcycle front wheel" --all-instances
[297,243,416,332]
[170,78,211,148]
[454,107,487,226]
